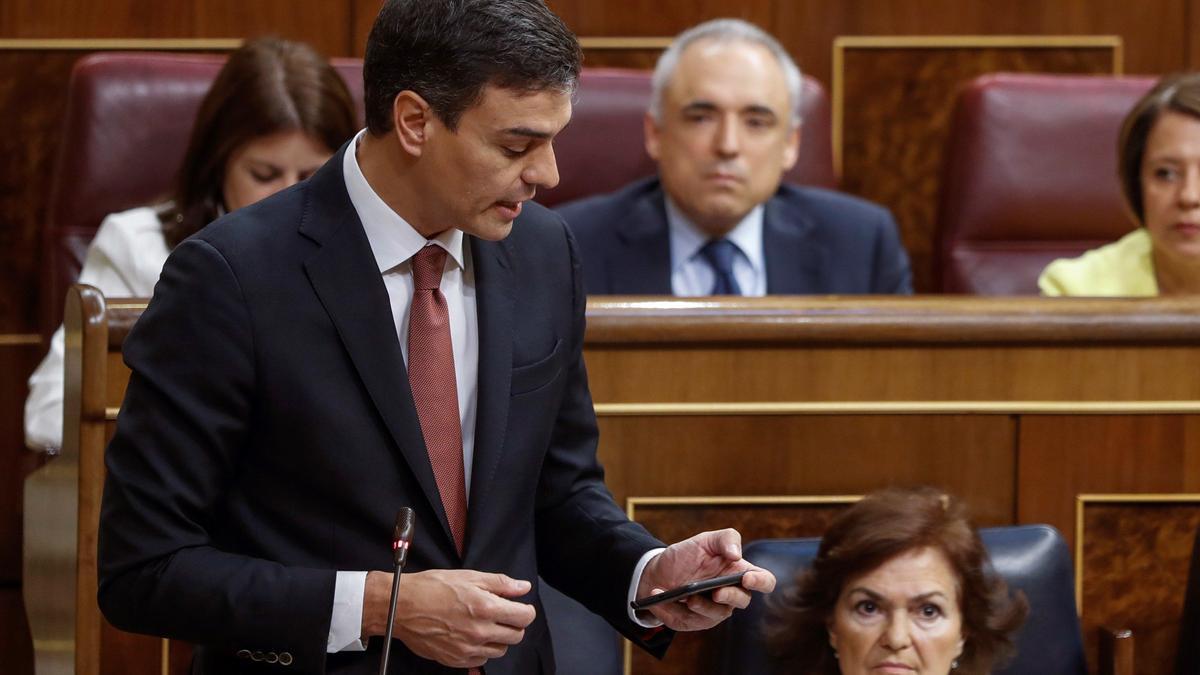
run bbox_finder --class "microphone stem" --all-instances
[378,562,404,675]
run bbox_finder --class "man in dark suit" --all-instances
[557,19,912,296]
[96,2,774,673]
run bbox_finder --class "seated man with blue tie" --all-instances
[557,18,912,296]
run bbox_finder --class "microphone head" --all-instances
[393,507,416,567]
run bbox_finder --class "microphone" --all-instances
[379,508,416,675]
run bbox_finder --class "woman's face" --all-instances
[1141,110,1200,263]
[222,129,332,212]
[828,547,965,675]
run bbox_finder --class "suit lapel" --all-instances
[611,187,673,294]
[465,236,513,557]
[300,151,458,552]
[763,194,828,294]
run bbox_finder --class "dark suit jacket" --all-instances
[97,146,667,674]
[555,177,912,295]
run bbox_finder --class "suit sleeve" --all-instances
[532,221,673,657]
[97,237,335,673]
[871,209,913,294]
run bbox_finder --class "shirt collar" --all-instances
[342,128,465,273]
[665,195,765,275]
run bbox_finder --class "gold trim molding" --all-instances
[831,34,1123,177]
[596,400,1200,416]
[0,333,42,346]
[0,38,242,50]
[106,400,1200,422]
[626,493,863,519]
[578,37,672,50]
[1074,493,1200,612]
[107,302,149,310]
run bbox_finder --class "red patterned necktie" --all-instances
[407,244,467,555]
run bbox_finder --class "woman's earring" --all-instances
[951,658,959,670]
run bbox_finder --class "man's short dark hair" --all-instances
[363,0,582,134]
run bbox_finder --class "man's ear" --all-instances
[782,122,801,171]
[643,111,661,161]
[392,90,433,157]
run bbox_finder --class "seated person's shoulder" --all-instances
[776,183,893,228]
[1038,228,1155,296]
[85,205,172,276]
[553,177,661,236]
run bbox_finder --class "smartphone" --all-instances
[629,571,747,611]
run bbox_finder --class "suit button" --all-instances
[236,649,251,659]
[279,652,294,666]
[251,650,264,662]
[265,652,279,664]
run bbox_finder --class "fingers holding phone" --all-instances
[634,529,777,632]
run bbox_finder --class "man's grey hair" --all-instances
[648,18,803,127]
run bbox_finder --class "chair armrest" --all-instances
[1098,626,1134,675]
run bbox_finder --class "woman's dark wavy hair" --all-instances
[161,37,357,248]
[765,487,1028,675]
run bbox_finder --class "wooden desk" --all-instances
[585,296,1200,675]
[25,291,1200,675]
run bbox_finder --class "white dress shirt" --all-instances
[327,130,662,652]
[666,197,767,296]
[328,130,479,652]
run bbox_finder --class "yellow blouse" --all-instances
[1037,228,1158,297]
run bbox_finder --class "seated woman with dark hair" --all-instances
[1040,72,1200,295]
[766,487,1028,675]
[23,36,358,454]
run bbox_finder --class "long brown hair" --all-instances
[162,37,357,248]
[766,487,1028,674]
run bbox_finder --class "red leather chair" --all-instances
[537,67,836,207]
[40,51,365,337]
[936,73,1157,295]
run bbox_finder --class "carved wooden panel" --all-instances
[0,50,79,334]
[1017,415,1200,558]
[596,414,1016,527]
[550,0,775,37]
[1078,499,1200,675]
[0,3,351,56]
[837,39,1119,292]
[626,498,856,675]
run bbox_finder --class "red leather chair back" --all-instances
[40,51,364,336]
[936,73,1157,295]
[537,68,835,207]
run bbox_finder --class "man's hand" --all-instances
[636,529,776,631]
[362,569,536,668]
